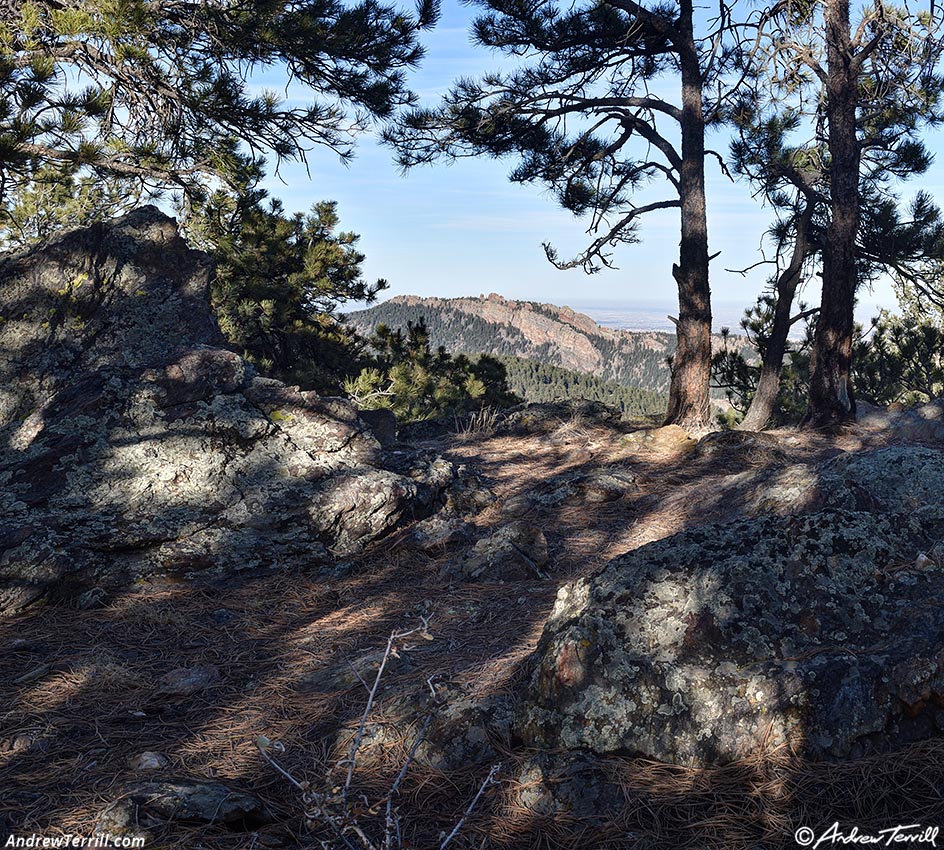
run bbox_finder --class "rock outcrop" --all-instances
[0,208,438,615]
[747,445,944,517]
[96,780,269,837]
[516,445,944,766]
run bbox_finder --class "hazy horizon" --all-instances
[349,291,896,336]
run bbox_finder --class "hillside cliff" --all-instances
[347,293,745,394]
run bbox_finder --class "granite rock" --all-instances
[517,505,944,765]
[0,209,438,613]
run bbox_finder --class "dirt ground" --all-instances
[3,415,943,850]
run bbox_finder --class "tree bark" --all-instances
[738,203,814,431]
[664,0,712,431]
[805,0,859,428]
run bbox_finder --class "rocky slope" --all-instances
[347,292,751,394]
[0,209,456,615]
[4,392,944,848]
[519,458,944,766]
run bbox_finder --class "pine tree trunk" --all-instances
[664,0,712,432]
[738,203,814,431]
[805,0,859,428]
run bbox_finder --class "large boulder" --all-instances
[745,445,944,517]
[516,503,944,766]
[0,208,437,614]
[819,445,944,512]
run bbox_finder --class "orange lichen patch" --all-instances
[553,642,587,688]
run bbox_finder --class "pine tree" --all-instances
[0,164,145,247]
[345,318,519,420]
[728,2,944,428]
[189,191,387,393]
[711,301,816,427]
[854,307,944,404]
[384,0,764,430]
[0,0,439,207]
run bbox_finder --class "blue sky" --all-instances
[257,1,944,326]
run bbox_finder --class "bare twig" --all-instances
[344,657,372,694]
[439,763,501,850]
[256,618,443,850]
[383,713,433,850]
[254,739,307,792]
[343,617,431,803]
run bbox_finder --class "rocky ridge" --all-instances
[3,217,944,845]
[0,209,456,614]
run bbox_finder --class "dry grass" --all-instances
[454,407,502,442]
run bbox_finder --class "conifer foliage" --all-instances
[0,165,143,247]
[190,192,386,393]
[854,308,944,406]
[0,0,439,203]
[345,319,520,421]
[721,0,944,429]
[384,0,762,429]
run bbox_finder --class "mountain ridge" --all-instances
[346,292,747,395]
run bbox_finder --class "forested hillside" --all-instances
[496,355,665,415]
[347,293,749,395]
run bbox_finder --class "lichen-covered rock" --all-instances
[155,665,220,699]
[96,780,269,833]
[385,450,495,516]
[406,515,473,551]
[819,446,944,512]
[621,424,696,453]
[0,207,222,424]
[446,521,549,581]
[526,467,639,513]
[128,752,169,772]
[511,752,623,820]
[745,445,944,518]
[0,209,437,614]
[358,407,398,448]
[857,399,944,442]
[743,462,822,516]
[444,464,498,515]
[415,687,512,772]
[575,468,639,503]
[517,506,944,766]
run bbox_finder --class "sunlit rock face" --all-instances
[517,492,944,766]
[0,208,436,614]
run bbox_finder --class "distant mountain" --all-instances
[346,293,749,395]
